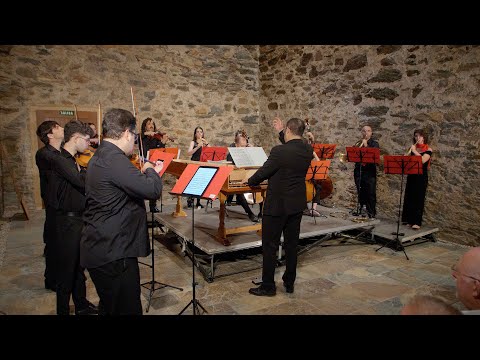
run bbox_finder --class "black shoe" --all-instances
[248,286,276,297]
[75,301,98,315]
[45,280,56,292]
[283,283,294,294]
[196,203,204,209]
[248,213,259,223]
[150,206,160,213]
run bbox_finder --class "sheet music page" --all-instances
[228,147,267,167]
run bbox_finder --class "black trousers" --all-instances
[43,206,57,287]
[55,215,88,315]
[88,257,142,315]
[354,168,376,217]
[261,212,303,289]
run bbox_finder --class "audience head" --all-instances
[452,247,480,310]
[401,295,462,315]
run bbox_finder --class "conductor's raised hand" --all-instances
[273,117,284,132]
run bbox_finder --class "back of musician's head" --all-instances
[413,129,429,144]
[286,118,305,137]
[401,295,461,315]
[102,108,136,140]
[36,120,60,145]
[64,120,92,143]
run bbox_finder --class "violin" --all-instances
[147,131,176,142]
[76,149,95,168]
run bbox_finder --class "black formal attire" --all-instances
[35,144,61,289]
[353,138,379,218]
[226,148,255,218]
[49,148,92,315]
[188,140,203,207]
[141,134,165,212]
[80,141,162,315]
[402,150,432,226]
[248,138,312,291]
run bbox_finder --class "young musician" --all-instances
[187,126,208,209]
[49,120,97,315]
[35,120,64,292]
[402,129,432,230]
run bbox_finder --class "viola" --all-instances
[148,132,176,142]
[76,149,95,168]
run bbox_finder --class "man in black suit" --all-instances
[35,120,64,291]
[247,117,312,296]
[81,108,163,315]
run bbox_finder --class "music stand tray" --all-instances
[376,155,423,260]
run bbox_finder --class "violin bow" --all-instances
[130,87,145,167]
[97,102,102,145]
[74,104,79,120]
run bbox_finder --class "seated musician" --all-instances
[226,130,259,223]
[141,117,168,213]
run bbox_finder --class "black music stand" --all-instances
[312,143,336,160]
[305,160,331,224]
[140,210,183,313]
[346,146,380,217]
[375,155,423,260]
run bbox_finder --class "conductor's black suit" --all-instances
[248,138,312,291]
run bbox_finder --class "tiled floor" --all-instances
[0,201,470,315]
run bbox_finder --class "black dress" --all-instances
[401,150,432,226]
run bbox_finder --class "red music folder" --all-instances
[383,155,423,175]
[170,164,233,201]
[148,150,175,177]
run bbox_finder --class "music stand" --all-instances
[149,150,176,213]
[346,146,380,217]
[200,147,228,162]
[305,160,331,224]
[170,164,233,315]
[375,155,423,260]
[312,143,336,160]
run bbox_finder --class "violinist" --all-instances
[81,108,163,315]
[35,120,64,292]
[87,123,99,149]
[226,130,259,223]
[402,129,432,230]
[141,117,169,157]
[141,117,167,212]
[187,126,209,209]
[47,120,97,315]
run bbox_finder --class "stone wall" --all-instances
[0,45,260,215]
[258,45,480,246]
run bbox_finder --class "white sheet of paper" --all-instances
[228,147,268,167]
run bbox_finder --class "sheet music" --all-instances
[184,167,218,197]
[228,147,267,167]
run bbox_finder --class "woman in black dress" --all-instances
[402,129,432,230]
[186,126,208,208]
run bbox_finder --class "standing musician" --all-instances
[141,117,169,213]
[226,130,259,223]
[35,120,64,292]
[49,120,97,315]
[248,117,312,296]
[187,126,209,209]
[353,125,379,219]
[402,129,432,230]
[80,108,163,315]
